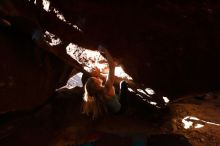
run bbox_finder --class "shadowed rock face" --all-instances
[0,27,72,113]
[1,0,220,113]
[54,0,220,97]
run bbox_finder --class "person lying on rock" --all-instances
[82,45,127,119]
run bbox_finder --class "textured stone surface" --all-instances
[1,0,220,99]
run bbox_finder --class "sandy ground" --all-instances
[1,88,220,146]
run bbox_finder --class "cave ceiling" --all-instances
[1,0,220,98]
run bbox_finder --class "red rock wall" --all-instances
[0,26,72,113]
[1,0,220,107]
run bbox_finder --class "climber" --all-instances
[81,45,128,119]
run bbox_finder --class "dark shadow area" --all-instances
[148,134,192,146]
